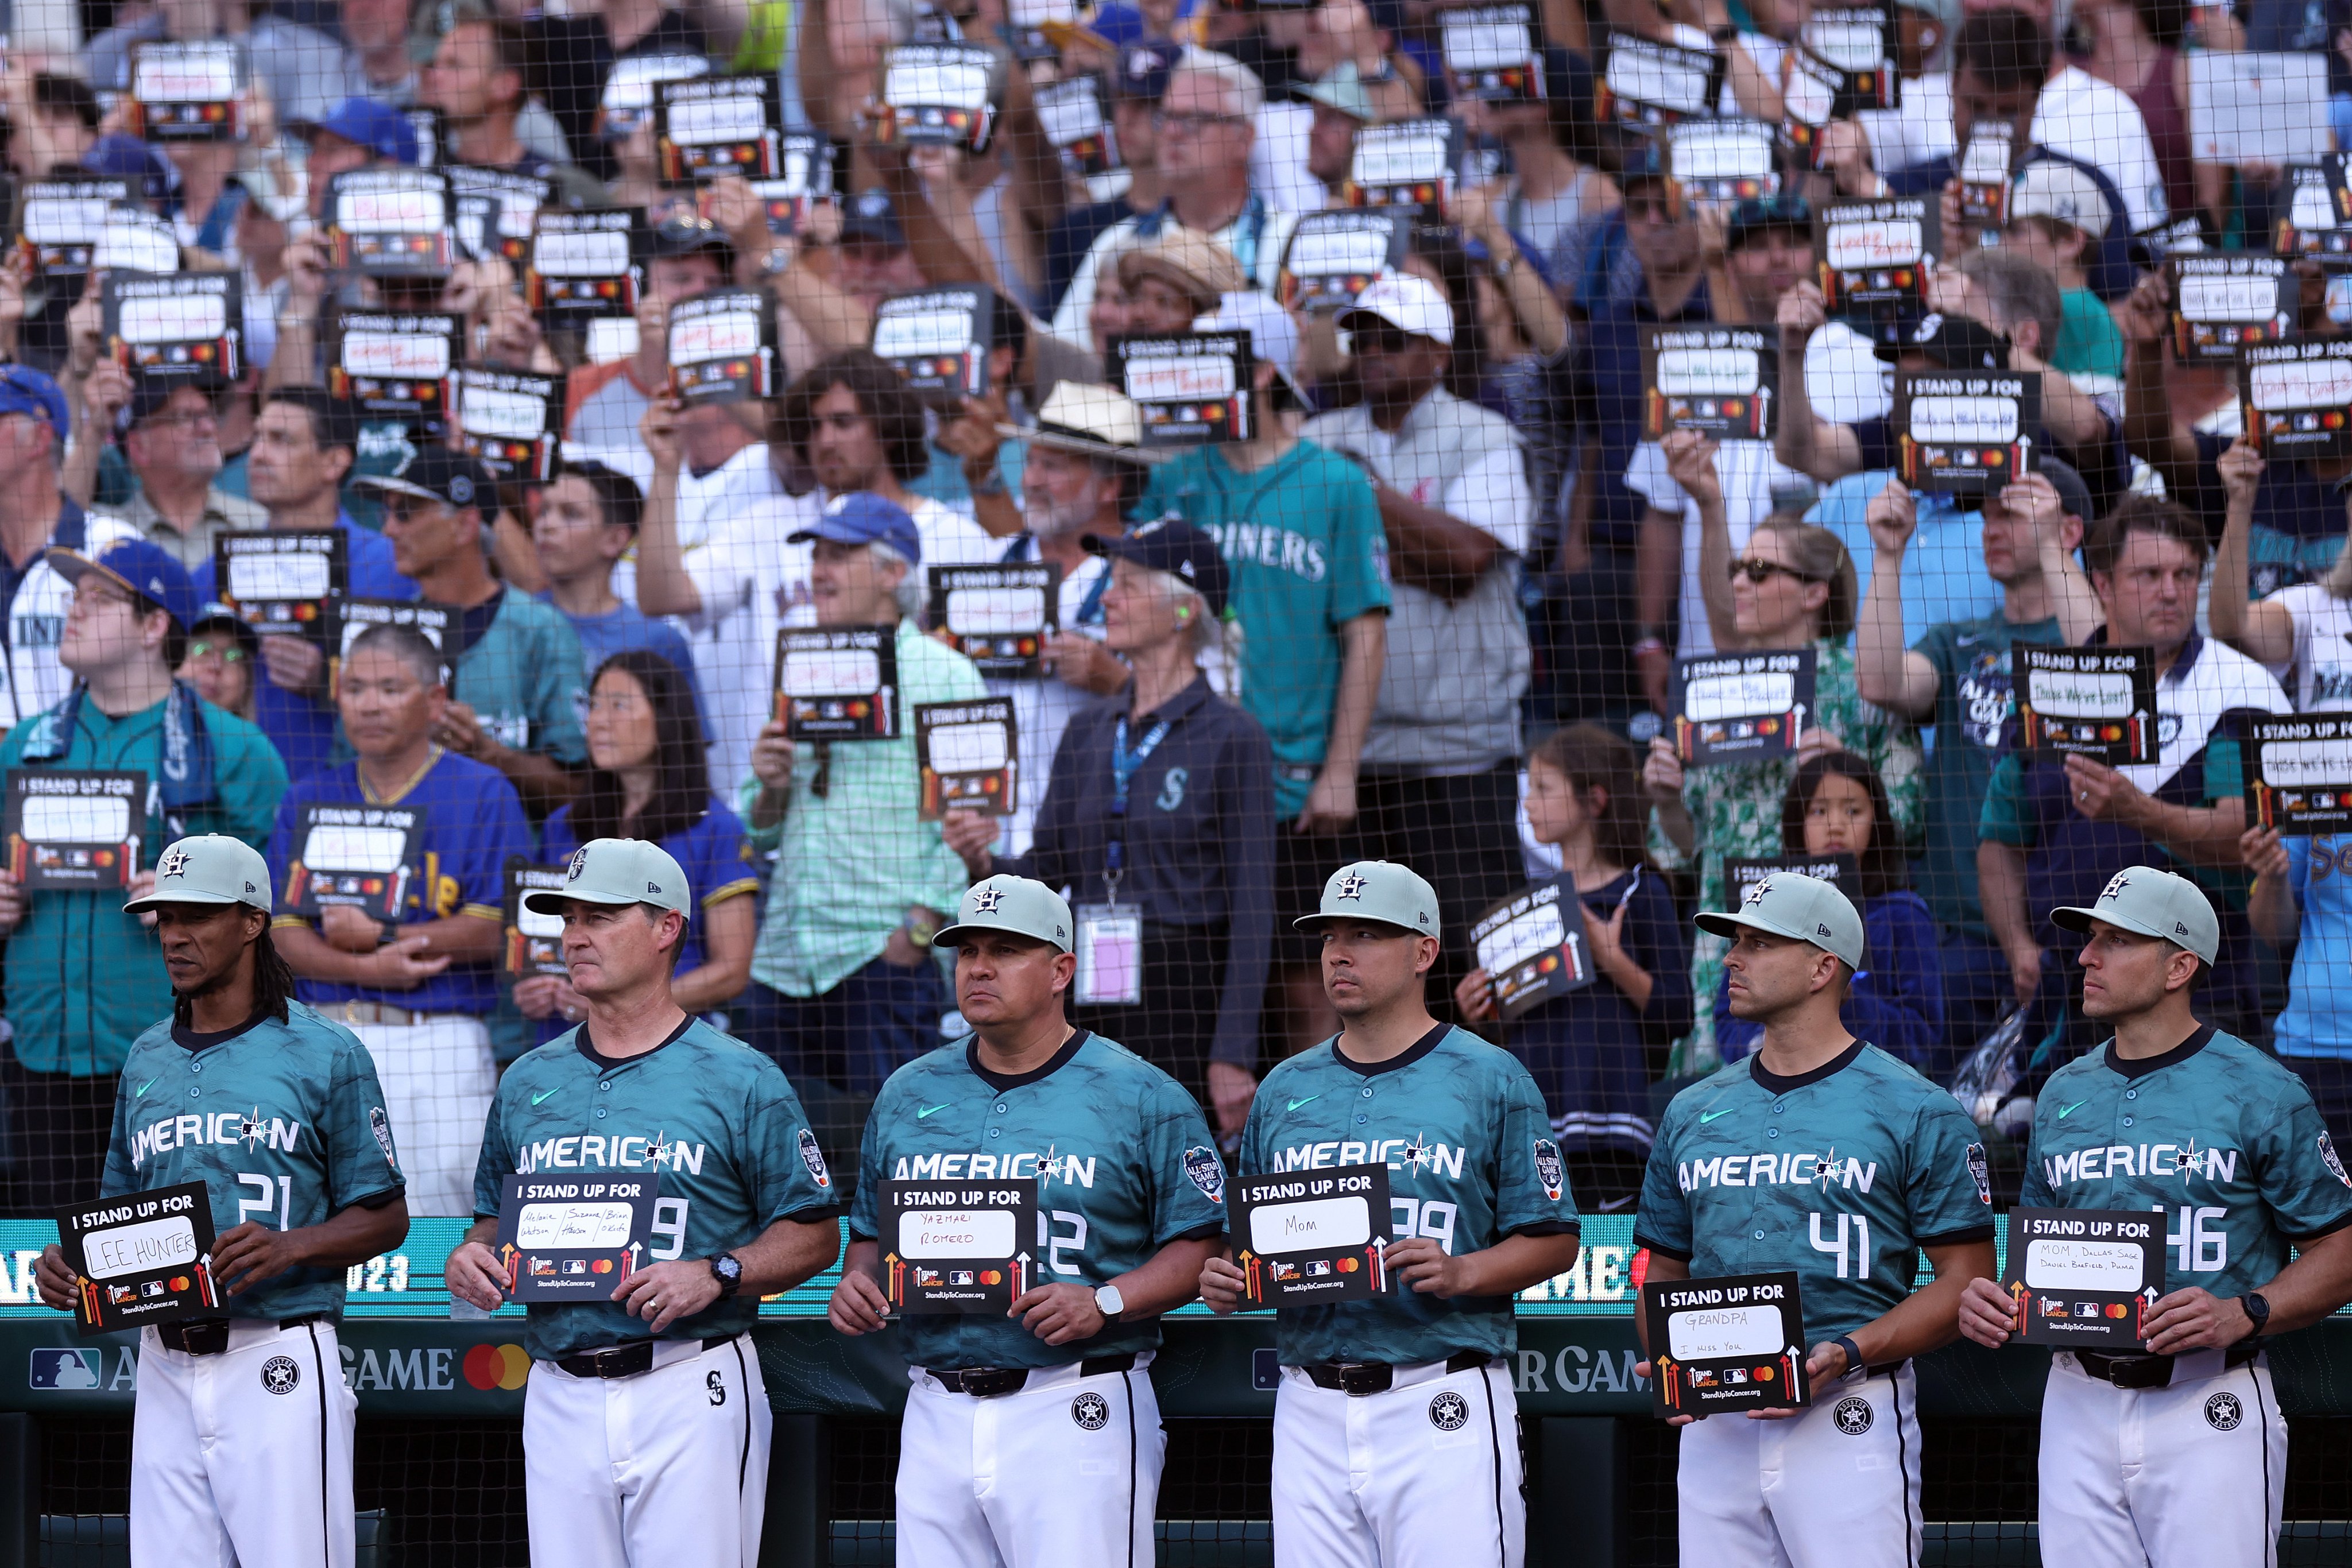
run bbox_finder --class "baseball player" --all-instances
[446,839,841,1568]
[827,874,1228,1568]
[1956,867,2352,1567]
[1200,861,1584,1568]
[1634,872,1997,1568]
[33,834,409,1568]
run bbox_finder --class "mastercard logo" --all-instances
[461,1342,532,1391]
[2107,1302,2130,1319]
[591,1258,613,1274]
[168,1275,190,1292]
[1337,1256,1360,1273]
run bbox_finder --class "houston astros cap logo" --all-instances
[158,845,192,878]
[1334,872,1367,900]
[971,886,1004,913]
[2100,872,2132,902]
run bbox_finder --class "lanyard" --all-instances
[1106,713,1171,896]
[1000,535,1112,626]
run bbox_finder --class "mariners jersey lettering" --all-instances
[849,1032,1225,1370]
[1237,1027,1580,1366]
[475,1018,837,1362]
[1635,1043,1994,1344]
[101,1002,405,1323]
[2020,1027,2352,1299]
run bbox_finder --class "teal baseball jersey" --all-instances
[848,1031,1227,1370]
[1237,1025,1582,1366]
[2019,1026,2352,1299]
[1635,1043,1996,1344]
[99,1001,405,1322]
[473,1017,838,1361]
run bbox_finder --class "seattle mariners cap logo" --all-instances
[567,846,590,880]
[1913,312,1942,343]
[970,885,1004,913]
[448,473,474,505]
[1334,872,1367,900]
[158,846,192,879]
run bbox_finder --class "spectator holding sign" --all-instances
[1455,724,1690,1211]
[0,540,285,1210]
[267,621,531,1216]
[1712,752,1947,1072]
[736,493,985,1097]
[2208,439,2352,711]
[527,651,756,1042]
[1641,435,1924,1074]
[1978,497,2292,1081]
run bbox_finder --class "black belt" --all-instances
[555,1334,740,1380]
[930,1353,1138,1397]
[2075,1342,2261,1390]
[155,1314,327,1357]
[1301,1349,1492,1397]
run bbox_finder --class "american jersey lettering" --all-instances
[2020,1026,2352,1299]
[1637,1043,1995,1344]
[474,1017,837,1362]
[102,1001,405,1323]
[849,1031,1225,1372]
[1237,1025,1581,1366]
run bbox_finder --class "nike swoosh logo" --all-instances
[1287,1095,1320,1112]
[917,1105,950,1118]
[1699,1109,1734,1124]
[1956,634,1981,647]
[531,1088,559,1105]
[2056,1101,2087,1119]
[133,1079,154,1098]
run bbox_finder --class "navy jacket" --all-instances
[1715,888,1948,1076]
[1008,675,1276,1068]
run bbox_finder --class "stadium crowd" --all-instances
[0,0,2345,1230]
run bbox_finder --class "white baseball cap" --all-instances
[1337,272,1454,347]
[1695,871,1866,970]
[2010,162,2113,238]
[521,838,694,920]
[934,874,1076,953]
[2051,865,2220,965]
[126,835,272,914]
[1294,860,1441,938]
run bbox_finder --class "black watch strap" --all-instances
[710,1252,744,1299]
[2242,1290,2271,1339]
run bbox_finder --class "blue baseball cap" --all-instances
[289,98,420,167]
[80,133,175,201]
[1114,39,1184,101]
[788,491,922,564]
[0,365,71,441]
[47,538,201,633]
[841,187,906,250]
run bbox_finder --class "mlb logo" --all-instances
[140,1281,165,1299]
[1724,1368,1749,1385]
[1305,1260,1331,1277]
[29,1349,102,1390]
[2075,1302,2101,1317]
[561,1260,588,1276]
[949,1271,976,1287]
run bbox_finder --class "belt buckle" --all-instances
[1336,1362,1388,1397]
[964,1367,1026,1397]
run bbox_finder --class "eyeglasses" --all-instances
[1727,557,1817,586]
[1153,110,1247,136]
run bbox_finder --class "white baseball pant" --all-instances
[1271,1357,1524,1568]
[351,1015,493,1217]
[524,1334,770,1568]
[1675,1361,1923,1568]
[896,1354,1164,1568]
[130,1318,355,1568]
[2038,1350,2285,1568]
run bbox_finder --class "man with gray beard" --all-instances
[978,384,1166,858]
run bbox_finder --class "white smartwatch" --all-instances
[1094,1283,1125,1322]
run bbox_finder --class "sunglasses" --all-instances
[187,640,249,663]
[1727,557,1817,586]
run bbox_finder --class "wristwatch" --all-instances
[710,1252,744,1299]
[1094,1283,1125,1323]
[2242,1290,2272,1341]
[904,912,942,950]
[758,244,795,277]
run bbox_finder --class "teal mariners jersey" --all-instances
[2019,1026,2352,1299]
[848,1031,1227,1370]
[1237,1025,1583,1366]
[1635,1043,1996,1344]
[473,1017,838,1361]
[100,1002,406,1322]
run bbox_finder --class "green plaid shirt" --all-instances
[744,620,985,997]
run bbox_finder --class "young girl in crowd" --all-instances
[1456,724,1690,1211]
[519,651,758,1041]
[1712,750,1947,1073]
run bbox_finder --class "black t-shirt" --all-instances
[525,10,710,184]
